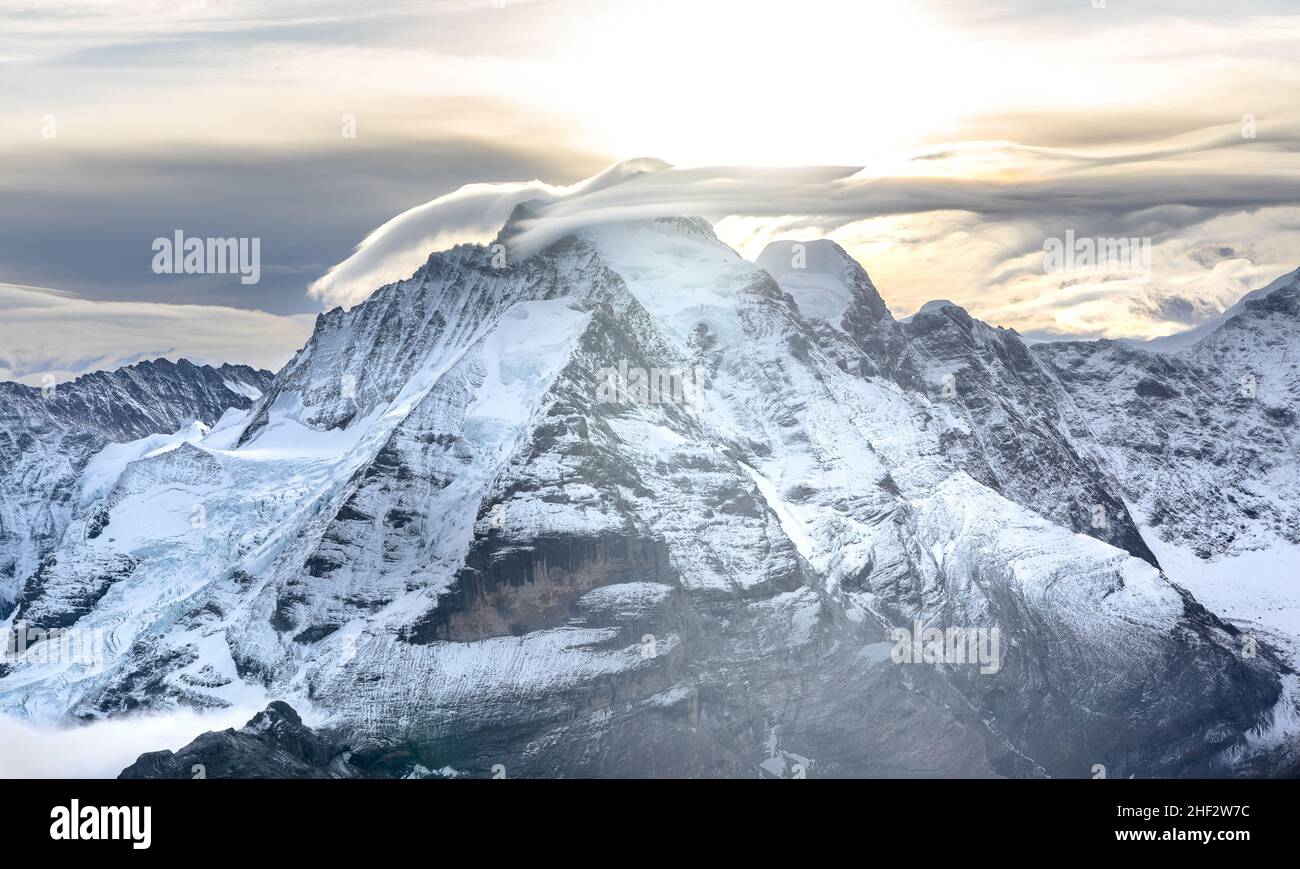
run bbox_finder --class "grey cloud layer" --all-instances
[0,137,602,315]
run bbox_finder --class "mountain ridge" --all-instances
[3,217,1296,778]
[0,358,274,617]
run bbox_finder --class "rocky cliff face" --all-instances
[4,219,1296,778]
[119,701,361,779]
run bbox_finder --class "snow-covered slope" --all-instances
[0,360,272,617]
[758,239,1157,565]
[1037,271,1300,559]
[3,222,1295,778]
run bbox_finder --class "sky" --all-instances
[1,0,1298,382]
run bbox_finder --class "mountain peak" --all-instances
[756,238,890,327]
[646,215,718,241]
[909,299,965,318]
[494,200,546,246]
[1132,266,1300,353]
[756,238,862,279]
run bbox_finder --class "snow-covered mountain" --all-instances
[3,219,1296,777]
[757,240,1159,565]
[0,360,272,618]
[1037,269,1300,673]
[1039,273,1300,559]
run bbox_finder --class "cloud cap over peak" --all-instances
[306,136,1300,347]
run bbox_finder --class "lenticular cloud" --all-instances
[307,129,1300,312]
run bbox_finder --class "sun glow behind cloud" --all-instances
[541,0,968,169]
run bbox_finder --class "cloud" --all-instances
[308,135,1300,344]
[0,132,603,316]
[0,283,314,384]
[309,157,683,305]
[6,0,1300,343]
[0,705,260,779]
